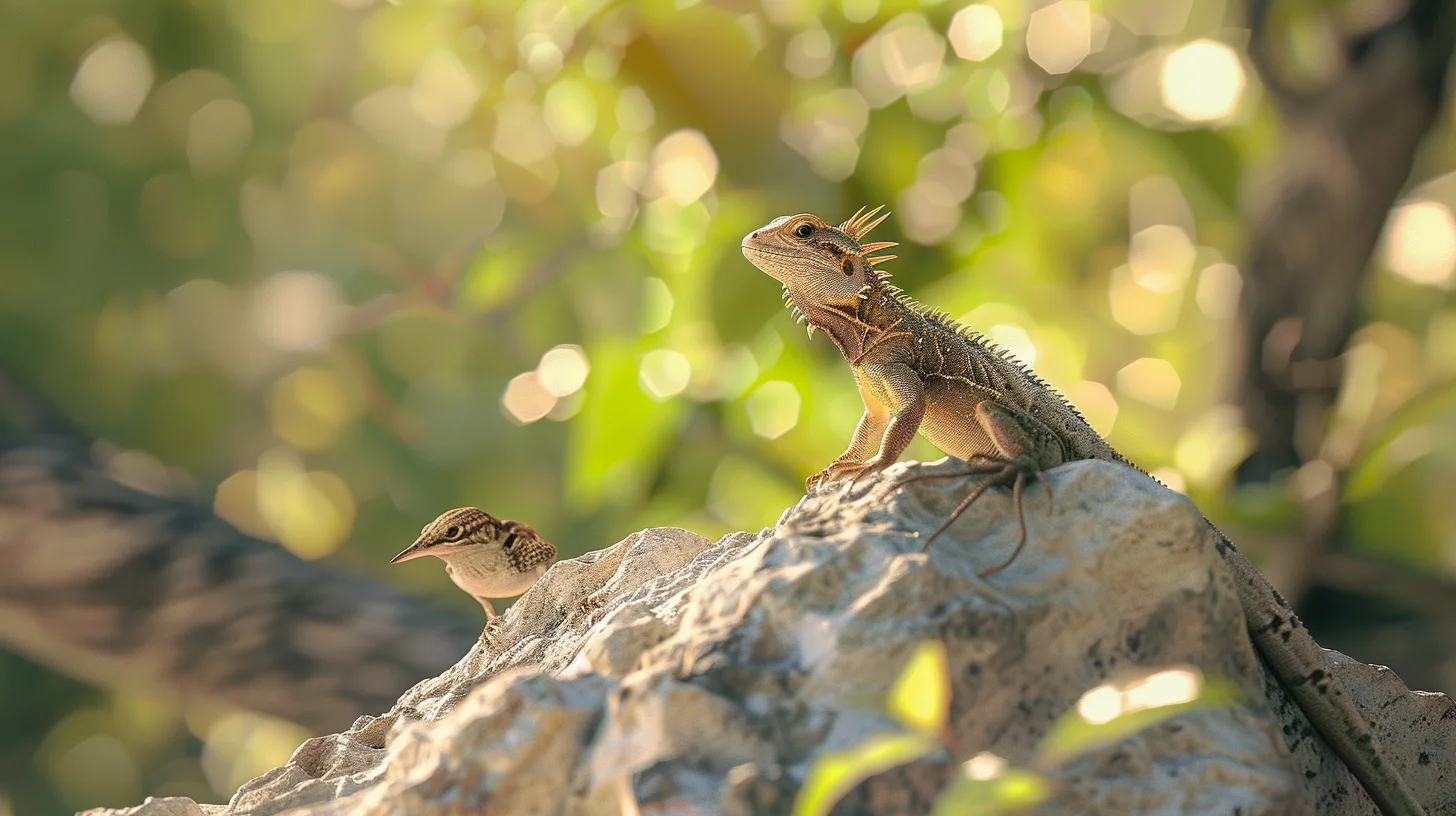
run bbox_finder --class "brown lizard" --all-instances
[741,207,1426,816]
[391,507,558,628]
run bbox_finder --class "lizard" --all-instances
[390,506,558,633]
[740,206,1427,816]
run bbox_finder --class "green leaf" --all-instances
[1345,380,1456,501]
[790,641,949,816]
[886,640,950,734]
[791,732,939,816]
[565,338,684,511]
[930,769,1052,816]
[1036,667,1239,766]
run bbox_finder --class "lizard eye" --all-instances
[794,223,813,239]
[443,525,462,541]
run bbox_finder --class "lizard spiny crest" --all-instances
[840,205,899,278]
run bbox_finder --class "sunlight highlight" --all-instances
[853,14,945,106]
[962,751,1008,781]
[1160,40,1245,123]
[989,324,1037,365]
[410,49,479,130]
[1383,200,1456,286]
[1067,380,1118,437]
[747,380,802,439]
[1109,266,1182,335]
[1076,667,1204,725]
[502,372,556,424]
[639,349,692,400]
[1117,358,1181,410]
[1195,262,1243,319]
[1026,1,1092,75]
[949,5,1003,62]
[543,79,597,147]
[254,448,355,559]
[268,368,356,452]
[878,20,945,90]
[70,36,155,125]
[250,272,342,352]
[1150,466,1187,494]
[651,129,719,204]
[1128,225,1196,293]
[537,345,590,397]
[187,99,253,176]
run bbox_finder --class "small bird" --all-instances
[389,507,558,622]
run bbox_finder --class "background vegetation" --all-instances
[1,0,1454,812]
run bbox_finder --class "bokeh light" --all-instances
[1160,40,1246,123]
[10,0,1456,811]
[1067,380,1119,437]
[639,350,691,401]
[187,99,253,176]
[70,36,154,125]
[1382,200,1456,286]
[854,14,947,107]
[537,345,591,397]
[1026,1,1092,75]
[949,6,1004,63]
[1117,358,1182,410]
[503,372,557,424]
[249,272,343,352]
[1195,263,1243,319]
[747,380,802,439]
[651,130,719,205]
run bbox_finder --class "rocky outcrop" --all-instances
[86,460,1455,816]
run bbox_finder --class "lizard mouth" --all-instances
[743,245,798,259]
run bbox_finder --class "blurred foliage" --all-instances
[792,641,947,816]
[2,0,1455,811]
[796,642,1232,816]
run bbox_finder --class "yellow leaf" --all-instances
[930,769,1052,816]
[792,733,938,816]
[887,640,950,733]
[1036,667,1239,766]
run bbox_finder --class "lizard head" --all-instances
[740,206,898,308]
[390,506,557,575]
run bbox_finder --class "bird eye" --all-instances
[444,525,462,540]
[794,223,813,238]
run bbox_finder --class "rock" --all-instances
[83,460,1455,816]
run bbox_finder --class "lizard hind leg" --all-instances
[896,454,1051,575]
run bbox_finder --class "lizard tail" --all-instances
[1218,536,1427,816]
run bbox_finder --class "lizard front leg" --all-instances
[812,363,925,487]
[806,409,886,489]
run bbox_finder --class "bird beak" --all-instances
[389,537,432,564]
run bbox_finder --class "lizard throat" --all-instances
[782,282,903,363]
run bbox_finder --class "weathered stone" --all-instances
[83,460,1456,816]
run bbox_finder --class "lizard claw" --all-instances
[808,459,868,490]
[845,458,891,492]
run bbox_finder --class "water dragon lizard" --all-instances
[741,206,1426,816]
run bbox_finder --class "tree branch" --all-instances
[0,432,479,734]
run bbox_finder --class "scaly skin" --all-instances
[741,207,1426,816]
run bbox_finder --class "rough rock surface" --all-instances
[86,460,1455,816]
